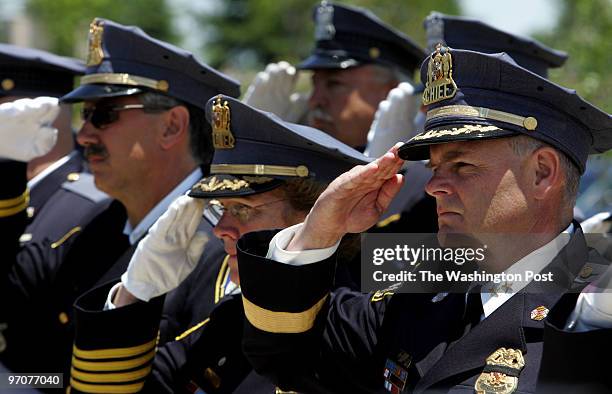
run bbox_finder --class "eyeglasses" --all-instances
[204,198,288,225]
[81,104,169,129]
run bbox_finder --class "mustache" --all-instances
[84,144,109,160]
[308,107,334,124]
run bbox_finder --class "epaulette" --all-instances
[61,172,108,203]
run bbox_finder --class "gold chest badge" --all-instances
[87,19,105,67]
[422,45,457,106]
[212,96,235,149]
[475,347,525,394]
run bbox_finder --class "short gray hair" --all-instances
[139,91,213,165]
[507,135,580,208]
[369,64,413,85]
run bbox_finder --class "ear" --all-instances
[159,105,190,150]
[529,146,562,200]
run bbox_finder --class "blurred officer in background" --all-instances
[0,44,112,244]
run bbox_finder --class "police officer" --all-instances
[0,44,112,245]
[379,11,571,225]
[0,18,239,378]
[65,95,370,393]
[235,46,612,393]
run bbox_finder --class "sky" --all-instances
[458,0,559,36]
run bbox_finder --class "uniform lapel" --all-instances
[414,225,591,392]
[414,293,527,392]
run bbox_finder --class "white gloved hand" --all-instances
[566,263,612,331]
[364,82,419,158]
[581,212,612,234]
[0,97,59,162]
[122,195,209,302]
[242,61,308,123]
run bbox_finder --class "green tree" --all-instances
[26,0,178,57]
[199,0,459,70]
[536,0,612,112]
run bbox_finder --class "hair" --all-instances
[139,91,213,166]
[279,177,361,261]
[279,177,328,214]
[369,63,413,85]
[507,135,580,208]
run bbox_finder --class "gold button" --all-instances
[67,173,80,182]
[1,78,14,91]
[523,116,538,131]
[295,165,309,177]
[156,80,169,91]
[369,47,380,59]
[19,233,32,243]
[26,206,35,218]
[58,312,69,325]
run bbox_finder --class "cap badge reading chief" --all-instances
[87,19,105,67]
[315,1,335,41]
[212,95,235,149]
[422,44,457,106]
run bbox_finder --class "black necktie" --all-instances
[464,287,484,326]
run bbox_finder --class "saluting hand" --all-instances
[288,144,404,251]
[0,97,59,162]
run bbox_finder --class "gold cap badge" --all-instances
[422,45,457,106]
[87,19,105,67]
[212,96,235,149]
[475,348,525,394]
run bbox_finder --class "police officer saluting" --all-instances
[236,46,612,393]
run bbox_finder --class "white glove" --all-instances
[566,263,612,331]
[121,195,209,301]
[242,61,308,123]
[364,82,419,158]
[581,212,612,233]
[0,97,59,162]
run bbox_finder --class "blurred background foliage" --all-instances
[26,0,177,56]
[20,0,611,112]
[535,0,612,112]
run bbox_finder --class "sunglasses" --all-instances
[81,104,170,129]
[204,198,288,225]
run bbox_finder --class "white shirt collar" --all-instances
[123,168,203,244]
[27,152,76,189]
[480,223,575,318]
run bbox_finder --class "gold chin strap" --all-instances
[210,164,309,178]
[426,104,538,131]
[80,73,169,92]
